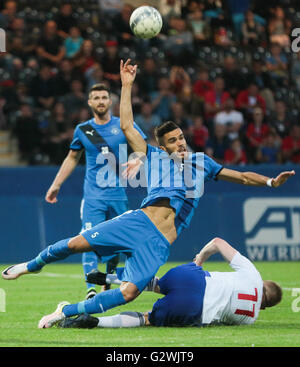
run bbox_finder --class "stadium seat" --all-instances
[95,47,105,58]
[119,47,137,61]
[159,66,170,77]
[186,66,196,81]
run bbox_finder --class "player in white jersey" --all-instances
[200,242,264,325]
[58,237,282,329]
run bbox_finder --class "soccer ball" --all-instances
[129,6,163,39]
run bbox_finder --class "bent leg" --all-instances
[62,281,139,317]
[2,235,92,280]
[27,235,92,272]
[59,311,147,329]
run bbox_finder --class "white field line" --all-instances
[37,272,83,279]
[283,287,298,291]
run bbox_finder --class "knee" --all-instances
[68,235,92,253]
[120,282,140,302]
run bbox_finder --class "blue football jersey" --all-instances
[70,116,146,200]
[140,144,223,235]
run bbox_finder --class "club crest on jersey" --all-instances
[111,127,120,135]
[101,146,109,155]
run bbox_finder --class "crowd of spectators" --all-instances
[0,0,300,166]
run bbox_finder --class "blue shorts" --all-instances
[81,209,170,291]
[80,198,128,231]
[148,263,210,327]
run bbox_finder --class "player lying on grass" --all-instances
[2,60,294,329]
[58,237,282,328]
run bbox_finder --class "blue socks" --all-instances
[62,288,126,317]
[27,238,73,272]
[26,238,127,317]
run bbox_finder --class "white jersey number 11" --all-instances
[234,288,258,318]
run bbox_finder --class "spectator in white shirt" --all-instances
[214,97,244,140]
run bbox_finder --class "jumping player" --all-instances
[2,60,294,328]
[45,83,146,299]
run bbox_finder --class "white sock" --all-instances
[97,312,145,328]
[106,274,122,285]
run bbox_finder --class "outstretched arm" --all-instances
[194,237,237,266]
[218,167,295,188]
[120,59,147,155]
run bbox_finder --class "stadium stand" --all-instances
[0,0,300,166]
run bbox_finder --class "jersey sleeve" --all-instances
[70,126,84,151]
[204,154,223,181]
[146,144,163,157]
[230,252,260,276]
[133,121,147,140]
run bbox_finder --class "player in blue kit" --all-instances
[2,60,295,328]
[45,83,146,299]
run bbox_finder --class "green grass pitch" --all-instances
[0,261,299,347]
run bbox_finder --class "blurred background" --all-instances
[0,0,299,263]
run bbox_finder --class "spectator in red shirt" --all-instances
[193,68,214,101]
[224,138,247,165]
[204,76,230,122]
[191,115,209,152]
[281,124,300,163]
[245,106,269,163]
[235,83,266,116]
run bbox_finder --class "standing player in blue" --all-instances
[2,60,295,328]
[45,83,146,299]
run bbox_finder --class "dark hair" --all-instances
[154,121,180,145]
[88,83,110,98]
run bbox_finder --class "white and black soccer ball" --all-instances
[129,6,163,39]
